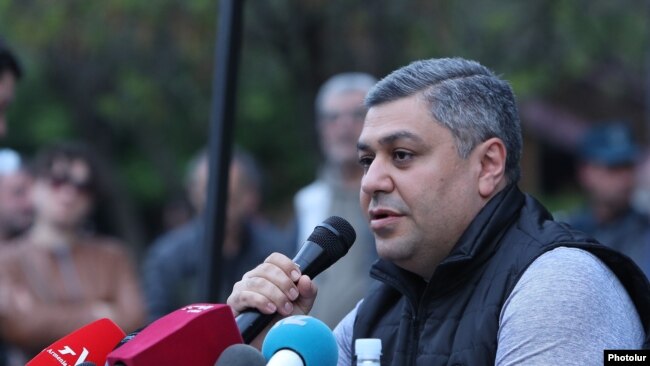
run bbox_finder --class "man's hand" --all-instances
[227,253,318,317]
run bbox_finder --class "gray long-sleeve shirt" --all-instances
[334,247,645,365]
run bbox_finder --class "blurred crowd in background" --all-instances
[1,1,650,364]
[0,39,387,365]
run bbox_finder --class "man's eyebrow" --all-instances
[357,131,424,151]
[379,131,424,145]
[357,141,370,151]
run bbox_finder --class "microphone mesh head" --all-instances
[216,344,266,366]
[307,216,356,261]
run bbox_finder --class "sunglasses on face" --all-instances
[48,174,94,195]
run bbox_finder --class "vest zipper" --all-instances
[407,314,419,366]
[407,296,429,366]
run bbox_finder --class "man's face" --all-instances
[0,71,17,137]
[358,95,483,278]
[189,158,209,213]
[188,159,258,230]
[318,90,368,167]
[0,170,33,238]
[226,162,258,233]
[580,162,635,212]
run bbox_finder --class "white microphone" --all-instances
[266,349,304,366]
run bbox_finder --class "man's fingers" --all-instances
[230,266,300,316]
[243,262,300,302]
[294,275,318,315]
[229,290,279,315]
[264,252,301,281]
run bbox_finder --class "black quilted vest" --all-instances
[352,185,650,366]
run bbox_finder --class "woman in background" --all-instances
[0,142,145,364]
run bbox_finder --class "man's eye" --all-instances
[358,156,373,168]
[394,151,413,161]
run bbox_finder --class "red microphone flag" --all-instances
[106,303,243,366]
[26,318,126,366]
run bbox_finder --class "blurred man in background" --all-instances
[0,38,23,366]
[292,72,378,328]
[567,122,650,275]
[143,148,291,322]
[0,39,22,138]
[0,149,33,243]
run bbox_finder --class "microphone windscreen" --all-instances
[26,318,125,366]
[262,315,338,366]
[308,216,356,261]
[106,304,242,366]
[214,344,265,366]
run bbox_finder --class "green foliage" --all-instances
[0,0,646,246]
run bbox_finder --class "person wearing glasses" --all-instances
[0,142,145,365]
[292,73,380,328]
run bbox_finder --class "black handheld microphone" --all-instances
[236,216,356,343]
[113,327,144,350]
[214,344,266,366]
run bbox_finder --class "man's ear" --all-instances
[475,137,507,198]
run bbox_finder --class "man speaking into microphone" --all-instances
[227,58,650,365]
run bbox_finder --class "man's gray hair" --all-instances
[366,58,522,183]
[315,72,378,115]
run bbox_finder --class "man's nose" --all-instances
[361,158,394,196]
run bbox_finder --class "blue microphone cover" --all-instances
[262,315,338,366]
